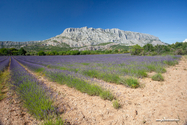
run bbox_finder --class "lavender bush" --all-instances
[14,54,181,88]
[0,57,10,72]
[15,57,114,101]
[10,58,58,120]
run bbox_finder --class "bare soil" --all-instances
[0,57,187,125]
[0,89,39,125]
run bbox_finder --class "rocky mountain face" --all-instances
[46,26,166,47]
[0,27,166,50]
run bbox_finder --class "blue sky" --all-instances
[0,0,186,44]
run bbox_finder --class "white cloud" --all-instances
[183,39,187,42]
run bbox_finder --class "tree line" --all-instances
[0,42,187,56]
[130,42,187,56]
[0,48,27,56]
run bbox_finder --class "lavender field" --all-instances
[0,54,182,124]
[14,54,180,87]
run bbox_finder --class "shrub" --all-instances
[130,44,144,55]
[175,49,184,55]
[163,60,178,66]
[150,51,158,56]
[113,100,120,109]
[143,44,154,52]
[136,70,147,77]
[123,78,139,88]
[152,73,164,81]
[99,90,114,101]
[82,70,121,84]
[156,67,166,73]
[38,51,46,56]
[146,64,156,72]
[43,117,64,125]
[18,48,27,55]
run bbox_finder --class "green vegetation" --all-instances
[43,117,64,125]
[99,90,115,101]
[122,77,139,88]
[110,44,130,51]
[82,69,140,88]
[21,62,115,101]
[17,81,55,119]
[0,47,27,55]
[1,41,187,56]
[130,42,187,56]
[130,44,143,55]
[122,67,148,77]
[91,42,113,46]
[18,47,27,55]
[145,63,166,73]
[45,72,114,101]
[113,100,120,109]
[24,42,71,54]
[0,70,10,101]
[38,50,46,56]
[82,70,121,84]
[163,60,178,66]
[152,73,164,81]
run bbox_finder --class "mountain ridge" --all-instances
[0,27,166,50]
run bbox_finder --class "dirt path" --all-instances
[10,57,187,125]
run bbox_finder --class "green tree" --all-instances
[70,50,80,55]
[18,48,27,55]
[154,45,164,54]
[38,51,46,56]
[143,44,154,52]
[130,44,144,55]
[9,48,18,55]
[0,48,8,55]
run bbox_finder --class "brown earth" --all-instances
[0,57,187,125]
[0,90,39,125]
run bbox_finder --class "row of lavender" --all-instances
[0,57,10,72]
[14,57,115,101]
[14,54,180,67]
[0,56,8,62]
[10,58,60,121]
[14,54,181,86]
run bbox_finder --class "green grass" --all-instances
[0,70,10,101]
[152,73,164,81]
